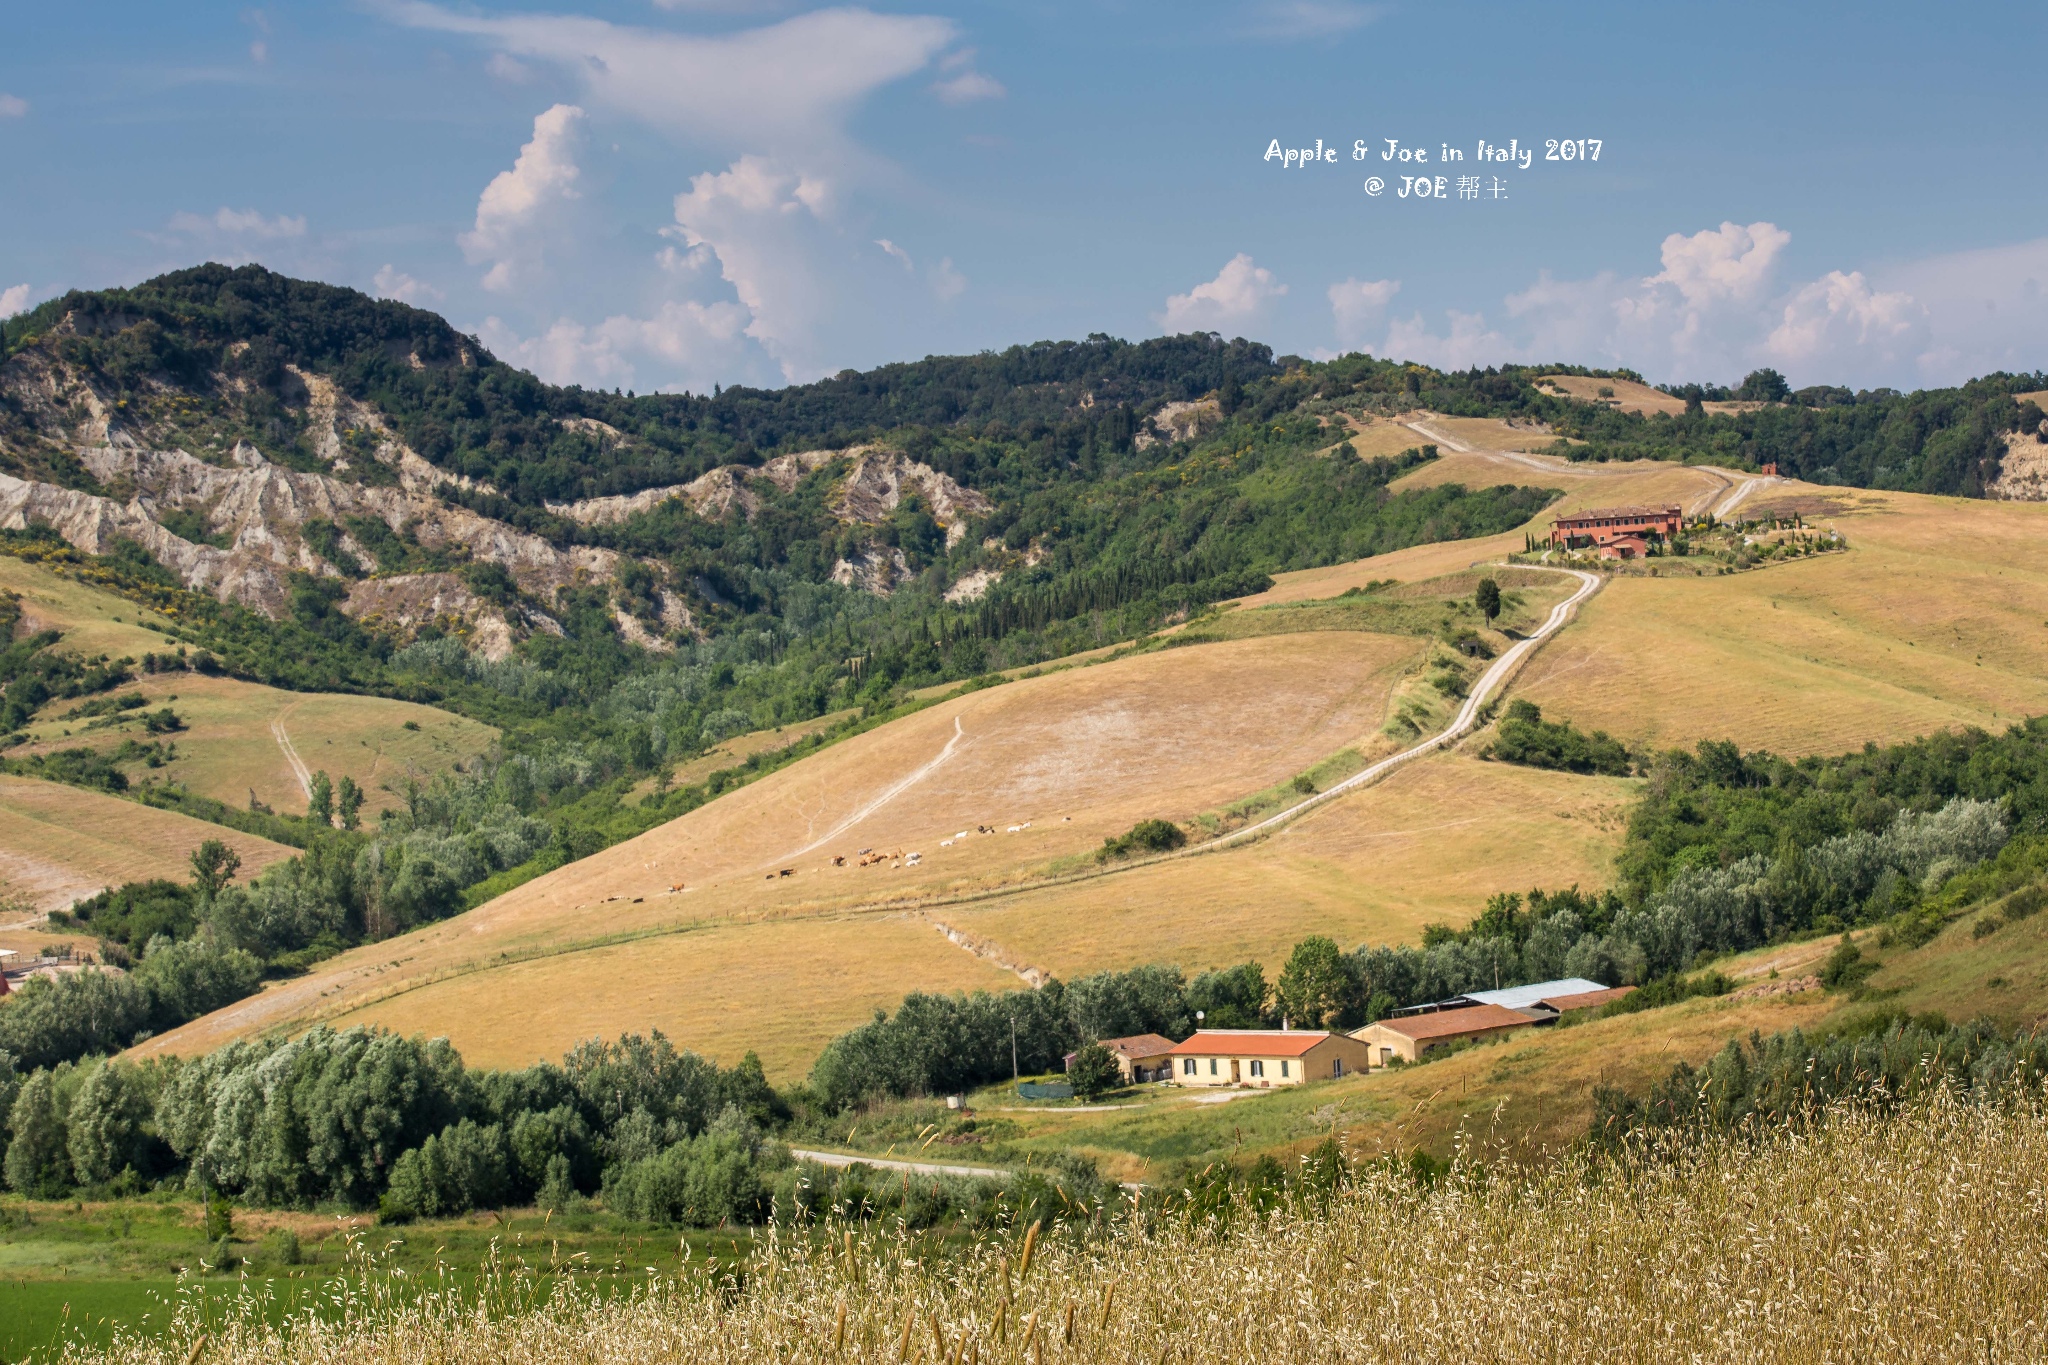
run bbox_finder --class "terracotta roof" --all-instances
[1357,1002,1537,1042]
[1102,1033,1177,1060]
[1537,986,1634,1012]
[1552,504,1682,523]
[1165,1029,1337,1059]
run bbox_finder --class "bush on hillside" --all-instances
[1099,819,1187,860]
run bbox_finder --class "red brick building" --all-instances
[1549,504,1684,549]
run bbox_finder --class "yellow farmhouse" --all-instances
[1164,1029,1373,1088]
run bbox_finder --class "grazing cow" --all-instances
[831,855,846,867]
[779,868,795,878]
[669,883,686,892]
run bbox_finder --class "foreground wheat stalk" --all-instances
[73,1095,2048,1364]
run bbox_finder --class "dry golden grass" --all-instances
[942,751,1632,987]
[17,675,497,819]
[1535,372,1758,417]
[73,1098,2048,1364]
[326,914,1021,1076]
[141,631,1426,1071]
[1515,489,2048,754]
[0,774,292,913]
[2,555,496,817]
[2015,389,2048,408]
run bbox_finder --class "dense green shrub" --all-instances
[1486,700,1633,776]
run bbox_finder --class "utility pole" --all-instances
[1010,1014,1019,1080]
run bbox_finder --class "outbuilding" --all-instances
[1165,1029,1373,1088]
[1064,1033,1179,1084]
[1350,1002,1537,1067]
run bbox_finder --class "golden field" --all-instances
[134,469,2048,1083]
[0,773,293,914]
[0,554,497,816]
[139,629,1434,1075]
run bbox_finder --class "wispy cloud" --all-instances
[1245,1,1385,40]
[0,94,27,118]
[380,2,955,151]
[167,207,307,240]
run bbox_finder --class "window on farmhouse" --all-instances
[1250,1060,1264,1078]
[1183,1058,1196,1076]
[1282,1060,1291,1077]
[1208,1058,1217,1076]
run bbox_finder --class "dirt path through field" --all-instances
[774,716,969,866]
[270,706,314,801]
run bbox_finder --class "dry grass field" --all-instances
[1514,488,2048,754]
[140,629,1432,1073]
[1534,372,1758,416]
[323,914,1022,1076]
[938,751,1633,988]
[0,555,496,816]
[0,774,292,913]
[140,471,2048,1084]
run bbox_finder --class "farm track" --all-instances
[270,710,314,801]
[1400,417,1779,518]
[265,566,1603,1032]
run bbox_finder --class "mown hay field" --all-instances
[0,774,293,913]
[63,1096,2048,1365]
[1515,488,2048,754]
[939,751,1633,996]
[140,630,1429,1071]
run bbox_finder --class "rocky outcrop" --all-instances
[0,470,288,612]
[1990,431,2048,501]
[1134,398,1222,451]
[342,573,530,661]
[829,450,991,547]
[71,441,620,609]
[831,545,912,594]
[548,447,850,527]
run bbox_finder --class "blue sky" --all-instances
[3,1,2045,393]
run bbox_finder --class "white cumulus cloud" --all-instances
[1328,277,1399,349]
[0,284,35,319]
[371,264,444,306]
[1160,254,1287,333]
[1362,219,1952,387]
[461,103,586,292]
[1650,219,1791,307]
[671,154,839,380]
[477,299,750,392]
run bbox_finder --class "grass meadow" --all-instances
[0,554,497,819]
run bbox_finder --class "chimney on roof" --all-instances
[1281,1016,1290,1030]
